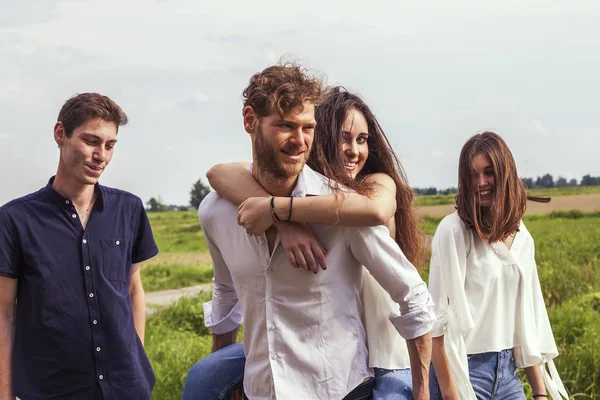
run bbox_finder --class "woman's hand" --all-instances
[237,197,273,236]
[276,222,328,273]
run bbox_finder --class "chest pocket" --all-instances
[101,239,129,282]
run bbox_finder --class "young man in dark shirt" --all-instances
[0,93,158,400]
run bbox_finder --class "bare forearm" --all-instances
[273,192,391,227]
[406,332,432,400]
[525,365,546,397]
[212,328,239,353]
[131,289,146,345]
[207,163,267,206]
[431,335,458,400]
[0,315,15,400]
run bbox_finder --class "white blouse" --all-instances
[362,270,410,370]
[429,212,568,400]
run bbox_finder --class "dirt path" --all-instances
[145,282,213,316]
[419,193,600,218]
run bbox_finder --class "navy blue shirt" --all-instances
[0,177,159,400]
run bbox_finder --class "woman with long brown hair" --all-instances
[428,132,568,399]
[182,86,427,400]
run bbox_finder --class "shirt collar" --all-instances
[247,164,335,198]
[44,176,106,213]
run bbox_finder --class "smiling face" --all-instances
[55,118,118,186]
[471,152,495,207]
[246,101,316,180]
[341,108,369,179]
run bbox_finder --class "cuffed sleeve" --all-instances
[203,296,243,335]
[348,225,435,340]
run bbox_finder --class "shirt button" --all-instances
[65,200,70,205]
[99,375,104,380]
[267,268,273,273]
[83,239,87,244]
[72,214,77,219]
[96,347,101,352]
[89,293,94,298]
[85,266,91,271]
[93,320,98,324]
[116,240,120,245]
[267,297,272,302]
[271,353,277,360]
[269,324,275,330]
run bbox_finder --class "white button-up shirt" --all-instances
[429,212,568,400]
[199,165,435,400]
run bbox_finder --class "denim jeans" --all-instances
[373,368,412,400]
[181,343,246,400]
[430,349,526,400]
[182,343,413,400]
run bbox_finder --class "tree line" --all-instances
[145,174,600,211]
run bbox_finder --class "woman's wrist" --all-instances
[273,197,293,222]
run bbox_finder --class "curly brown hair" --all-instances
[58,93,128,137]
[242,63,323,120]
[456,131,549,242]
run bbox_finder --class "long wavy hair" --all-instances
[456,131,550,242]
[308,86,426,266]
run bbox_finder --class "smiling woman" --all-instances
[428,131,567,400]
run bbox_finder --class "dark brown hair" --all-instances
[242,63,323,119]
[456,131,549,242]
[57,93,128,137]
[308,86,426,266]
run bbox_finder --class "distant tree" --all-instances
[521,177,535,189]
[581,175,599,186]
[536,174,554,188]
[146,197,167,212]
[190,178,212,209]
[556,177,568,187]
[424,187,438,195]
[569,178,578,186]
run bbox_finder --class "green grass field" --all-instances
[141,211,213,291]
[143,210,600,399]
[415,185,600,207]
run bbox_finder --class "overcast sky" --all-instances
[1,0,598,206]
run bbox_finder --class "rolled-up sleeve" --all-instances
[198,204,243,335]
[348,225,435,340]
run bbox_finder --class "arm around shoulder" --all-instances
[206,162,267,207]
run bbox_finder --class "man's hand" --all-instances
[406,331,432,400]
[275,222,327,273]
